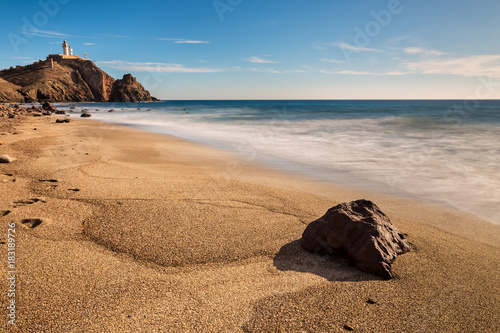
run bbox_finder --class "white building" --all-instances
[62,40,73,56]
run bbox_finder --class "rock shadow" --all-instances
[273,239,380,282]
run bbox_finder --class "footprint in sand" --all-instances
[39,179,58,189]
[21,218,44,229]
[0,173,16,182]
[0,210,11,217]
[11,198,46,208]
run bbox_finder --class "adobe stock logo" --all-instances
[8,0,71,53]
[213,0,243,21]
[341,0,412,63]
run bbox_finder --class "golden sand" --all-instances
[0,115,498,332]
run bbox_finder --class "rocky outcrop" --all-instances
[301,199,411,279]
[108,74,160,102]
[0,59,158,103]
[0,78,24,103]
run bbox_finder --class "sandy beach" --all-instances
[1,113,499,332]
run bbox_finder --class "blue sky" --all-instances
[1,0,500,99]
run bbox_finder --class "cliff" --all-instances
[0,59,159,103]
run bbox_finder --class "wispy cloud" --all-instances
[156,38,209,44]
[24,29,101,39]
[12,56,34,60]
[240,67,306,74]
[320,69,408,76]
[245,56,278,64]
[333,42,381,53]
[175,40,209,44]
[320,58,346,64]
[403,47,447,56]
[402,55,500,77]
[83,42,96,46]
[96,60,222,73]
[23,29,69,38]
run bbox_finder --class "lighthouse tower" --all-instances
[62,40,70,56]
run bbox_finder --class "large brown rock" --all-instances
[108,74,160,102]
[0,60,157,103]
[301,199,411,279]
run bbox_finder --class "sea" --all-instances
[53,100,500,225]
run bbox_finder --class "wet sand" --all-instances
[1,114,499,332]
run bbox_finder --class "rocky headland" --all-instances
[0,58,159,103]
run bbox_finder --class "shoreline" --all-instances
[1,113,499,331]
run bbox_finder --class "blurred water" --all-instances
[55,100,500,224]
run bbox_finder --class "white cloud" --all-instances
[174,40,209,44]
[12,56,34,60]
[402,55,500,77]
[96,60,222,73]
[243,67,305,74]
[403,47,447,56]
[320,58,346,64]
[23,29,68,38]
[245,56,278,64]
[156,38,209,44]
[320,69,408,76]
[333,42,381,53]
[83,43,96,46]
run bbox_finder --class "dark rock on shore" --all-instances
[301,199,411,279]
[81,113,92,118]
[42,101,56,112]
[56,118,72,123]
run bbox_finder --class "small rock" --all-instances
[56,119,72,123]
[0,155,16,163]
[367,299,377,304]
[55,110,66,115]
[42,101,57,112]
[343,324,354,331]
[147,109,152,111]
[108,109,116,112]
[70,106,76,109]
[81,113,92,118]
[33,128,37,130]
[42,111,52,116]
[33,113,42,117]
[8,113,15,118]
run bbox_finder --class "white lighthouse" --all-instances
[62,40,70,56]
